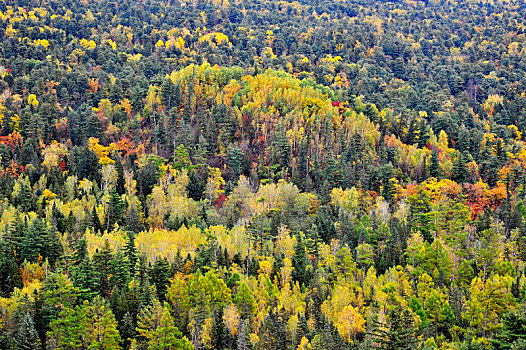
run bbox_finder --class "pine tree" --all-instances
[92,241,115,298]
[491,308,526,350]
[71,238,96,300]
[173,144,191,170]
[15,313,41,350]
[187,169,204,201]
[89,296,122,350]
[368,306,419,349]
[453,152,468,183]
[237,319,250,350]
[106,190,125,232]
[136,299,193,350]
[150,258,171,302]
[124,231,139,275]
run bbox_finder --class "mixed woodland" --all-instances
[2,0,526,348]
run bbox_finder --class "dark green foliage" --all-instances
[71,238,96,301]
[369,306,420,350]
[20,219,62,266]
[150,258,172,302]
[106,191,125,232]
[188,169,204,201]
[491,309,526,350]
[453,152,468,184]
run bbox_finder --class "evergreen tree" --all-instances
[187,169,204,201]
[369,307,419,349]
[20,219,62,266]
[237,319,250,350]
[89,296,122,350]
[273,122,291,172]
[106,190,125,232]
[15,313,41,350]
[453,152,468,183]
[136,299,193,350]
[491,308,526,350]
[0,237,22,297]
[92,241,115,298]
[92,207,103,234]
[125,205,141,234]
[161,78,176,110]
[227,145,244,184]
[111,250,131,291]
[71,238,96,300]
[113,152,126,195]
[124,231,139,275]
[292,235,310,286]
[381,163,397,203]
[150,258,171,302]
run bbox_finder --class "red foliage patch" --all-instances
[215,194,228,209]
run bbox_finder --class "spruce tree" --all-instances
[187,169,204,201]
[124,231,139,275]
[15,313,41,350]
[150,258,171,302]
[369,307,419,349]
[125,205,141,234]
[292,235,309,286]
[92,241,115,298]
[106,190,125,232]
[237,319,250,350]
[227,145,243,184]
[71,238,96,300]
[453,152,467,183]
[113,152,126,195]
[491,309,526,350]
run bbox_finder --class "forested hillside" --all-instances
[1,0,526,349]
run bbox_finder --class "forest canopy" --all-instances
[1,0,526,349]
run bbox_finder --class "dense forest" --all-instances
[1,0,526,348]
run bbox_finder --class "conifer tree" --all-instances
[150,258,171,302]
[453,152,467,183]
[106,190,125,232]
[136,299,193,350]
[237,319,250,350]
[71,238,96,300]
[124,231,139,275]
[368,306,419,349]
[15,313,41,350]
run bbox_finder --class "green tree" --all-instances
[106,191,125,232]
[47,297,121,350]
[492,308,526,350]
[369,306,419,349]
[453,152,468,183]
[136,299,193,350]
